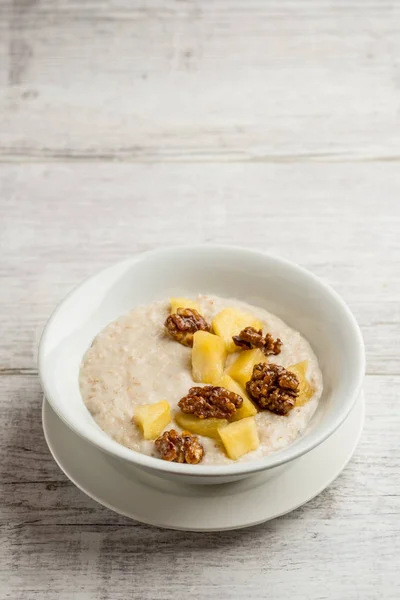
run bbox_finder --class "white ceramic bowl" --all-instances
[39,245,365,485]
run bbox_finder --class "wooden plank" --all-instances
[1,1,400,161]
[1,1,399,597]
[0,374,399,599]
[1,162,399,372]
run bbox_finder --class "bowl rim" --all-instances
[38,244,365,478]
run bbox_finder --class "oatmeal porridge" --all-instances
[79,295,323,465]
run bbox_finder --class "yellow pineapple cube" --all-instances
[288,359,308,378]
[175,412,228,439]
[134,400,171,440]
[192,331,226,383]
[216,374,258,421]
[212,307,263,353]
[218,417,260,460]
[227,348,267,388]
[288,360,314,406]
[170,297,200,314]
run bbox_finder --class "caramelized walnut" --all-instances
[155,429,204,464]
[233,327,282,356]
[164,308,211,347]
[178,386,243,419]
[246,363,299,415]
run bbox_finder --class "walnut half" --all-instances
[246,363,299,416]
[164,307,211,347]
[155,429,204,464]
[233,326,282,356]
[178,385,243,419]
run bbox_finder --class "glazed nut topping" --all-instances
[233,326,282,356]
[178,385,243,419]
[164,308,211,347]
[246,363,299,416]
[155,429,205,464]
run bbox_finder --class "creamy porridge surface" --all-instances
[79,295,323,465]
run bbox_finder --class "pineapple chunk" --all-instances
[175,412,228,439]
[134,400,171,440]
[227,348,267,388]
[288,360,314,406]
[212,307,263,353]
[192,331,226,383]
[170,297,200,314]
[218,417,260,460]
[216,374,258,421]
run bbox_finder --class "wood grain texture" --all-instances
[0,375,399,600]
[1,0,400,598]
[1,162,399,373]
[1,0,400,161]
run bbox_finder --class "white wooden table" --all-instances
[1,1,399,598]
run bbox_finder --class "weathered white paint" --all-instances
[0,0,399,598]
[1,1,400,161]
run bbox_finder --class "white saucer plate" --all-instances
[43,393,364,532]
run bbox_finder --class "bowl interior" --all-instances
[39,246,364,475]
